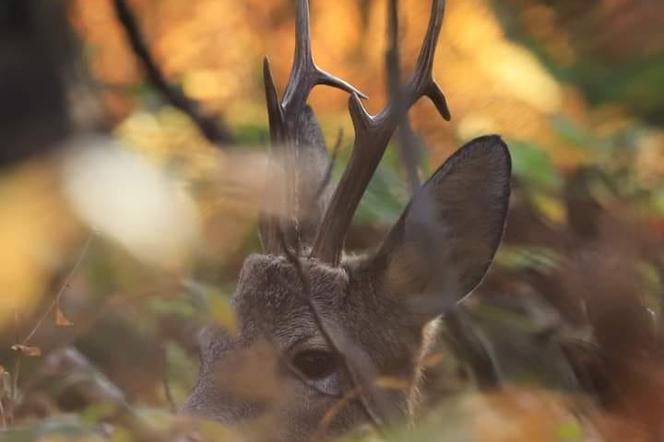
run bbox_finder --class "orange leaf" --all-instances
[11,344,41,357]
[55,307,74,327]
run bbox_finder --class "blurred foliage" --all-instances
[496,0,664,124]
[1,0,663,440]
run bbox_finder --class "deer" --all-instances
[181,0,511,440]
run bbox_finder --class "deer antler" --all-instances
[259,0,366,254]
[312,0,451,265]
[263,0,366,144]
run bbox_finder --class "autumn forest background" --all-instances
[1,0,664,440]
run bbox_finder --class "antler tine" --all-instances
[410,0,450,120]
[263,56,286,146]
[263,57,286,144]
[312,0,450,265]
[281,0,367,119]
[259,57,286,254]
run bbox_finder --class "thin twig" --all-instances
[7,234,93,420]
[162,375,177,413]
[161,344,177,413]
[443,306,501,389]
[0,393,6,429]
[111,0,233,145]
[385,0,499,400]
[386,0,498,392]
[314,128,344,202]
[9,309,21,424]
[313,386,362,440]
[233,231,339,398]
[11,356,20,419]
[387,0,421,193]
[23,233,94,345]
[276,231,385,430]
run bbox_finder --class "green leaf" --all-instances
[509,140,561,191]
[557,419,583,441]
[495,245,562,273]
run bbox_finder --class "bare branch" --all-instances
[23,232,94,345]
[112,0,233,146]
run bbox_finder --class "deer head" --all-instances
[181,1,511,440]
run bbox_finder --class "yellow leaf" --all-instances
[11,344,41,357]
[209,293,238,335]
[374,376,410,391]
[421,351,445,369]
[531,193,567,225]
[55,307,74,327]
[0,160,79,330]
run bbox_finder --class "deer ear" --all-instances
[376,135,511,316]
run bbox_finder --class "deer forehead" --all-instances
[229,254,422,367]
[229,254,351,344]
[236,254,350,301]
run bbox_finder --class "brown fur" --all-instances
[182,136,512,441]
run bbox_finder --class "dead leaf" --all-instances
[55,307,74,327]
[11,344,41,357]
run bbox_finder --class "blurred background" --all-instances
[1,0,663,440]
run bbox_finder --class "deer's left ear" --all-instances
[374,135,511,317]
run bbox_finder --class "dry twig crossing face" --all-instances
[182,1,511,441]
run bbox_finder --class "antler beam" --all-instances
[312,0,451,265]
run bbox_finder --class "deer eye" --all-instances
[292,350,339,380]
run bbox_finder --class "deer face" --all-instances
[183,136,511,441]
[182,1,511,441]
[182,255,420,440]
